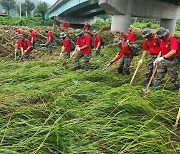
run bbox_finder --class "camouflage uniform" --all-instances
[75,52,91,70]
[118,55,133,75]
[63,52,70,59]
[146,55,157,80]
[155,58,179,86]
[46,42,52,54]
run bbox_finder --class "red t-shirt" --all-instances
[21,39,31,53]
[159,34,179,58]
[142,34,160,55]
[16,29,22,34]
[62,21,68,29]
[93,35,101,48]
[63,36,71,52]
[76,34,91,54]
[47,31,53,42]
[127,32,135,42]
[113,41,132,62]
[15,29,22,49]
[30,30,37,42]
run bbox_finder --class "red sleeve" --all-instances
[170,37,179,51]
[113,50,124,62]
[27,40,31,47]
[76,38,80,46]
[64,40,70,48]
[97,35,101,43]
[142,40,148,50]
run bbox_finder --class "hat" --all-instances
[142,28,152,38]
[60,32,66,38]
[113,38,121,45]
[75,29,83,36]
[18,34,24,39]
[92,30,97,34]
[44,29,48,33]
[156,27,169,38]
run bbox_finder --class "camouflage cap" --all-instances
[113,38,121,45]
[75,29,83,36]
[156,27,169,38]
[60,32,66,38]
[142,28,152,38]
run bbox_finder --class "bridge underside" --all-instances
[49,0,180,34]
[49,0,106,24]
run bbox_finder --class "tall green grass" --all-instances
[0,46,179,154]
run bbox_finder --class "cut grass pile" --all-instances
[0,46,179,154]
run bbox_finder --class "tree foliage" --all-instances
[16,0,35,17]
[34,2,48,19]
[0,0,16,15]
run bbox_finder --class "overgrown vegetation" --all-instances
[0,35,179,153]
[0,16,54,26]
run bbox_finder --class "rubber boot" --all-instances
[75,65,81,71]
[173,84,180,91]
[125,70,130,75]
[154,81,161,87]
[118,67,123,74]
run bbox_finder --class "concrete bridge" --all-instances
[48,0,180,34]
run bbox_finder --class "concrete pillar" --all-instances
[111,0,134,33]
[160,19,177,35]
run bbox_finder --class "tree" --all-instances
[34,2,48,19]
[0,0,16,15]
[16,0,35,17]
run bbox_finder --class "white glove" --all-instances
[138,59,143,64]
[77,47,81,51]
[95,48,99,51]
[153,57,164,64]
[126,40,129,43]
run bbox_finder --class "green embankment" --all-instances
[0,45,179,154]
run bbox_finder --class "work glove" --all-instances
[153,57,164,65]
[76,47,81,51]
[138,59,143,64]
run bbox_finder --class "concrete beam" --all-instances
[99,0,180,19]
[54,16,92,24]
[160,19,177,35]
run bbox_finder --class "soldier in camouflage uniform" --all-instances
[138,28,161,85]
[59,32,71,60]
[110,38,133,75]
[154,27,179,90]
[74,29,92,71]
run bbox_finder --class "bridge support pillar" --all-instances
[111,14,131,33]
[160,19,177,35]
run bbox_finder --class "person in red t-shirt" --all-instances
[29,29,37,50]
[153,27,179,90]
[12,27,22,60]
[138,28,161,85]
[127,28,135,43]
[92,30,102,56]
[61,20,69,31]
[59,32,71,60]
[74,29,91,71]
[122,32,127,41]
[18,34,31,61]
[83,22,91,31]
[45,29,53,54]
[110,38,133,75]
